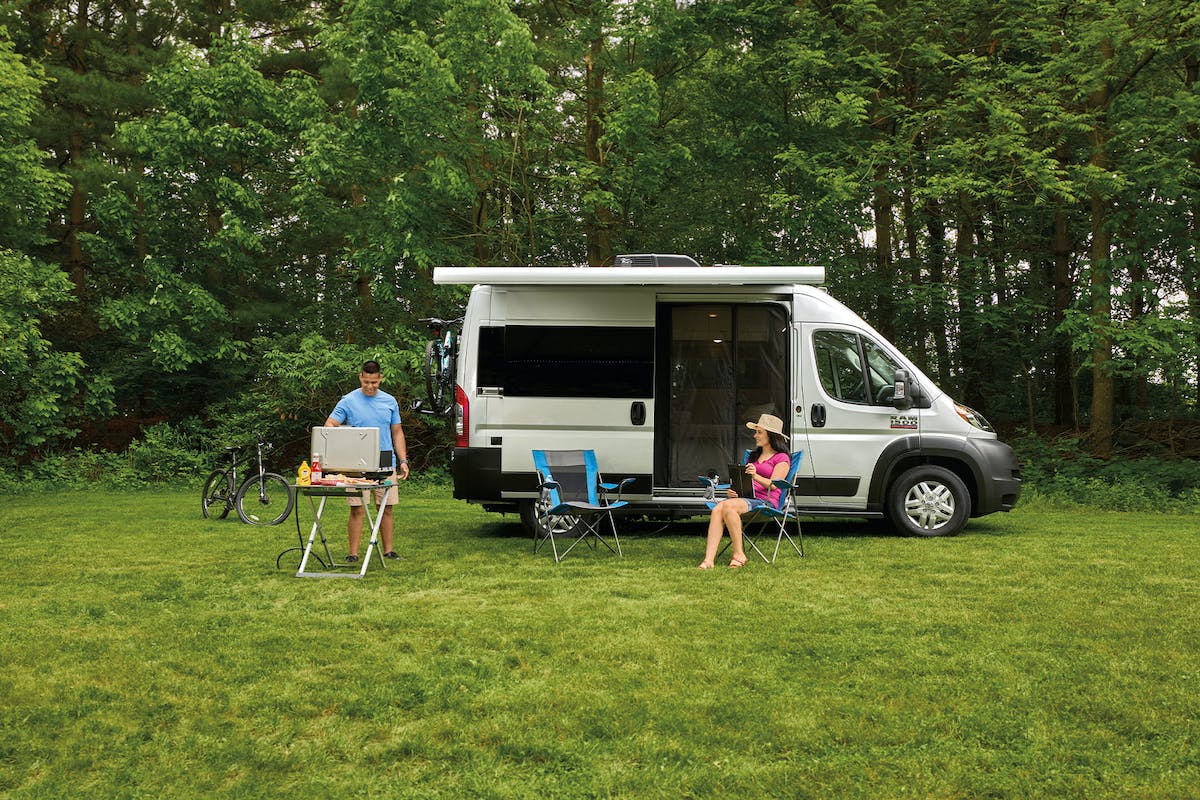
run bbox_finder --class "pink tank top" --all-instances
[751,451,790,506]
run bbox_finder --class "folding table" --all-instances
[288,481,394,578]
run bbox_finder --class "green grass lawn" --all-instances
[1,487,1197,799]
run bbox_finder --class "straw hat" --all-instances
[746,413,789,440]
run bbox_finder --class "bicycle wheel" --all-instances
[235,473,295,525]
[424,339,446,410]
[202,470,234,519]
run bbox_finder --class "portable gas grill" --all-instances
[309,426,394,478]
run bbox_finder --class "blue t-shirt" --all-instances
[329,389,402,466]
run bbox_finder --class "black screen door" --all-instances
[655,303,789,487]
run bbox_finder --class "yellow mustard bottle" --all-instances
[297,460,311,486]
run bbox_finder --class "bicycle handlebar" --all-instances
[419,316,464,328]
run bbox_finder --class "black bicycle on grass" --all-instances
[201,436,295,525]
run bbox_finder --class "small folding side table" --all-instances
[289,481,394,579]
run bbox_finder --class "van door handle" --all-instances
[810,404,826,428]
[631,401,647,426]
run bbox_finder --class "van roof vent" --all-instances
[613,253,700,268]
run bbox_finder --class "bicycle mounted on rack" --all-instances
[415,316,463,417]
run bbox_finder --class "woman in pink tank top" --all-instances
[699,414,791,569]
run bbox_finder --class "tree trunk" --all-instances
[872,165,896,340]
[1186,53,1200,411]
[64,0,91,300]
[1126,225,1149,410]
[584,34,613,266]
[925,200,952,388]
[1087,189,1114,458]
[902,181,927,367]
[1087,39,1115,459]
[955,198,982,408]
[1051,206,1075,428]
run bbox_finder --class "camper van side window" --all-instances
[861,337,904,406]
[813,330,905,406]
[814,330,868,403]
[477,325,654,398]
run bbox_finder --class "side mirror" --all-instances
[891,369,913,411]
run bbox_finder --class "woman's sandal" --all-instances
[728,555,748,568]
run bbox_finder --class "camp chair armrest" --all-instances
[600,476,635,504]
[698,474,730,501]
[697,475,730,488]
[537,478,561,504]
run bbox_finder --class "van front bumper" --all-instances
[973,437,1021,514]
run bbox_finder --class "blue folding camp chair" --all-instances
[531,449,633,563]
[704,449,805,563]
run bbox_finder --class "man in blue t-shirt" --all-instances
[324,360,410,561]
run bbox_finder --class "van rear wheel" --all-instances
[888,465,970,537]
[519,499,583,541]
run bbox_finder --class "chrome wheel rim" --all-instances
[903,480,956,531]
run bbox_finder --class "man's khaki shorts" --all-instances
[346,471,399,507]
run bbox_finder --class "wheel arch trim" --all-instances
[867,434,985,514]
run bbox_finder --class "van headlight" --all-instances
[954,403,994,432]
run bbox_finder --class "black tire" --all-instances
[519,499,583,541]
[424,339,446,411]
[202,470,233,519]
[235,473,295,525]
[887,465,971,537]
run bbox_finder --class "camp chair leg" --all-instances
[608,512,623,557]
[717,517,771,563]
[743,511,772,563]
[746,533,771,563]
[790,518,804,557]
[769,518,804,561]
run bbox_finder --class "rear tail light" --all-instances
[455,384,468,447]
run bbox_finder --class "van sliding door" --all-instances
[655,303,789,487]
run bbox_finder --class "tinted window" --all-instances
[813,330,905,406]
[814,330,868,403]
[861,337,903,405]
[478,325,654,398]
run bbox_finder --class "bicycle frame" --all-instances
[419,316,463,416]
[250,439,270,502]
[223,450,241,510]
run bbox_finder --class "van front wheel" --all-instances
[888,466,970,537]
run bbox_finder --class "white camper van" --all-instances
[433,255,1020,537]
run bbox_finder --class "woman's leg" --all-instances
[700,499,749,568]
[699,504,726,567]
[723,503,747,565]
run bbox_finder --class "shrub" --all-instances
[128,420,208,481]
[1012,429,1200,512]
[0,447,141,490]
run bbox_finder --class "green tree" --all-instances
[0,27,108,455]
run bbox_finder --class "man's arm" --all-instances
[324,417,340,427]
[392,422,410,479]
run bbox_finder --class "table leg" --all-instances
[296,495,329,577]
[358,487,390,577]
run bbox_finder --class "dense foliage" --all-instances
[1,1,1198,481]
